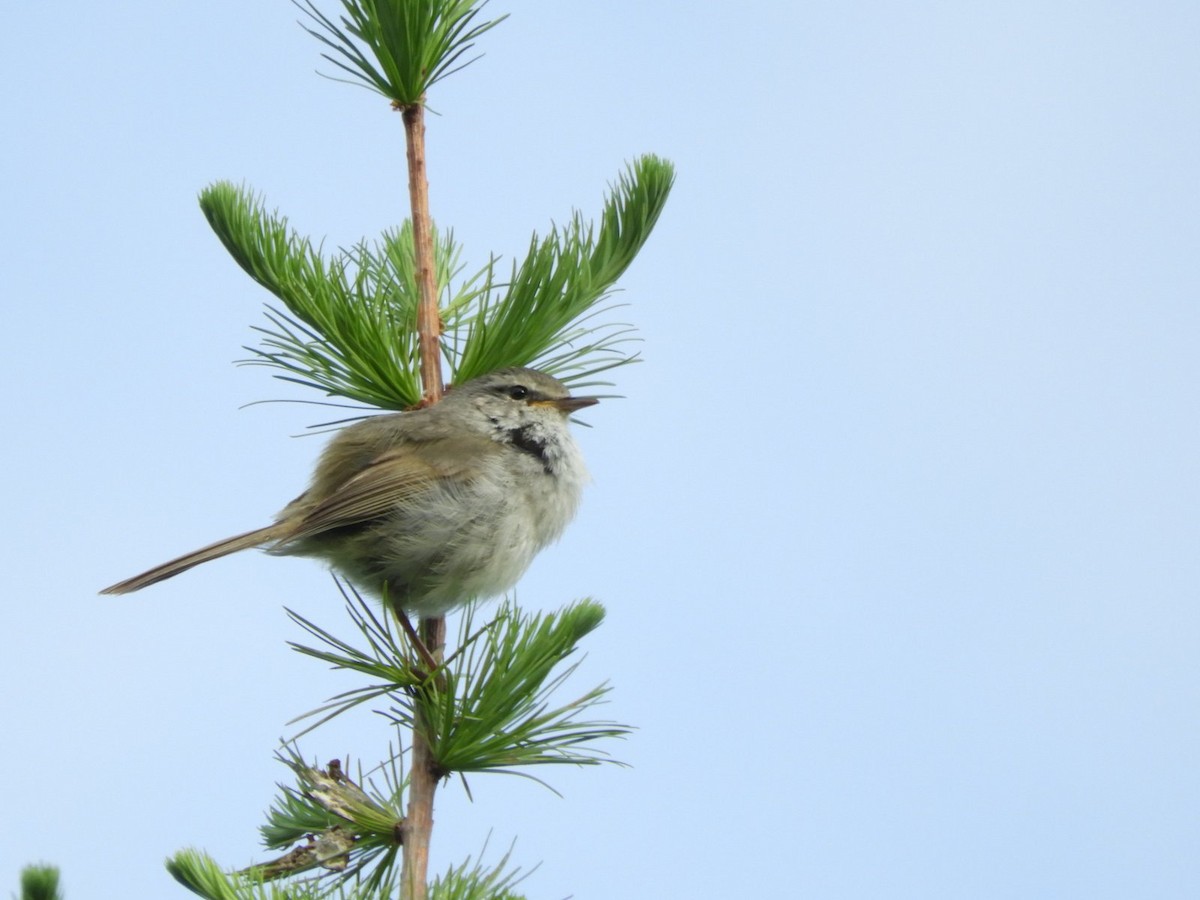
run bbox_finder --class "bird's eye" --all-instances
[506,384,529,400]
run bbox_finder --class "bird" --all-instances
[100,367,598,615]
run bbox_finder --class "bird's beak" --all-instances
[535,395,600,413]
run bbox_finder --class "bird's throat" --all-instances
[508,425,553,473]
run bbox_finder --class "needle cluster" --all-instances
[166,591,623,898]
[200,153,672,410]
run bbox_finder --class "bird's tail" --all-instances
[99,524,286,595]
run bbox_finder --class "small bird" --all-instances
[101,367,598,615]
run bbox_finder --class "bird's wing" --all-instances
[280,442,481,542]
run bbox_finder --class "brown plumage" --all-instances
[100,368,598,614]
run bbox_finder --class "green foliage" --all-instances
[414,600,627,777]
[200,186,441,409]
[167,839,527,900]
[288,589,630,776]
[201,152,673,407]
[260,750,402,851]
[168,850,272,900]
[297,0,507,105]
[18,865,62,900]
[429,848,528,900]
[170,846,401,899]
[450,155,676,386]
[284,581,430,734]
[194,592,628,896]
[255,749,404,889]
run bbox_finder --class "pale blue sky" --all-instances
[4,2,1199,897]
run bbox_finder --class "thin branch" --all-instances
[402,616,446,900]
[401,84,445,900]
[402,100,444,406]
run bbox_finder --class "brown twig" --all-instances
[402,615,447,899]
[400,95,446,900]
[402,99,444,407]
